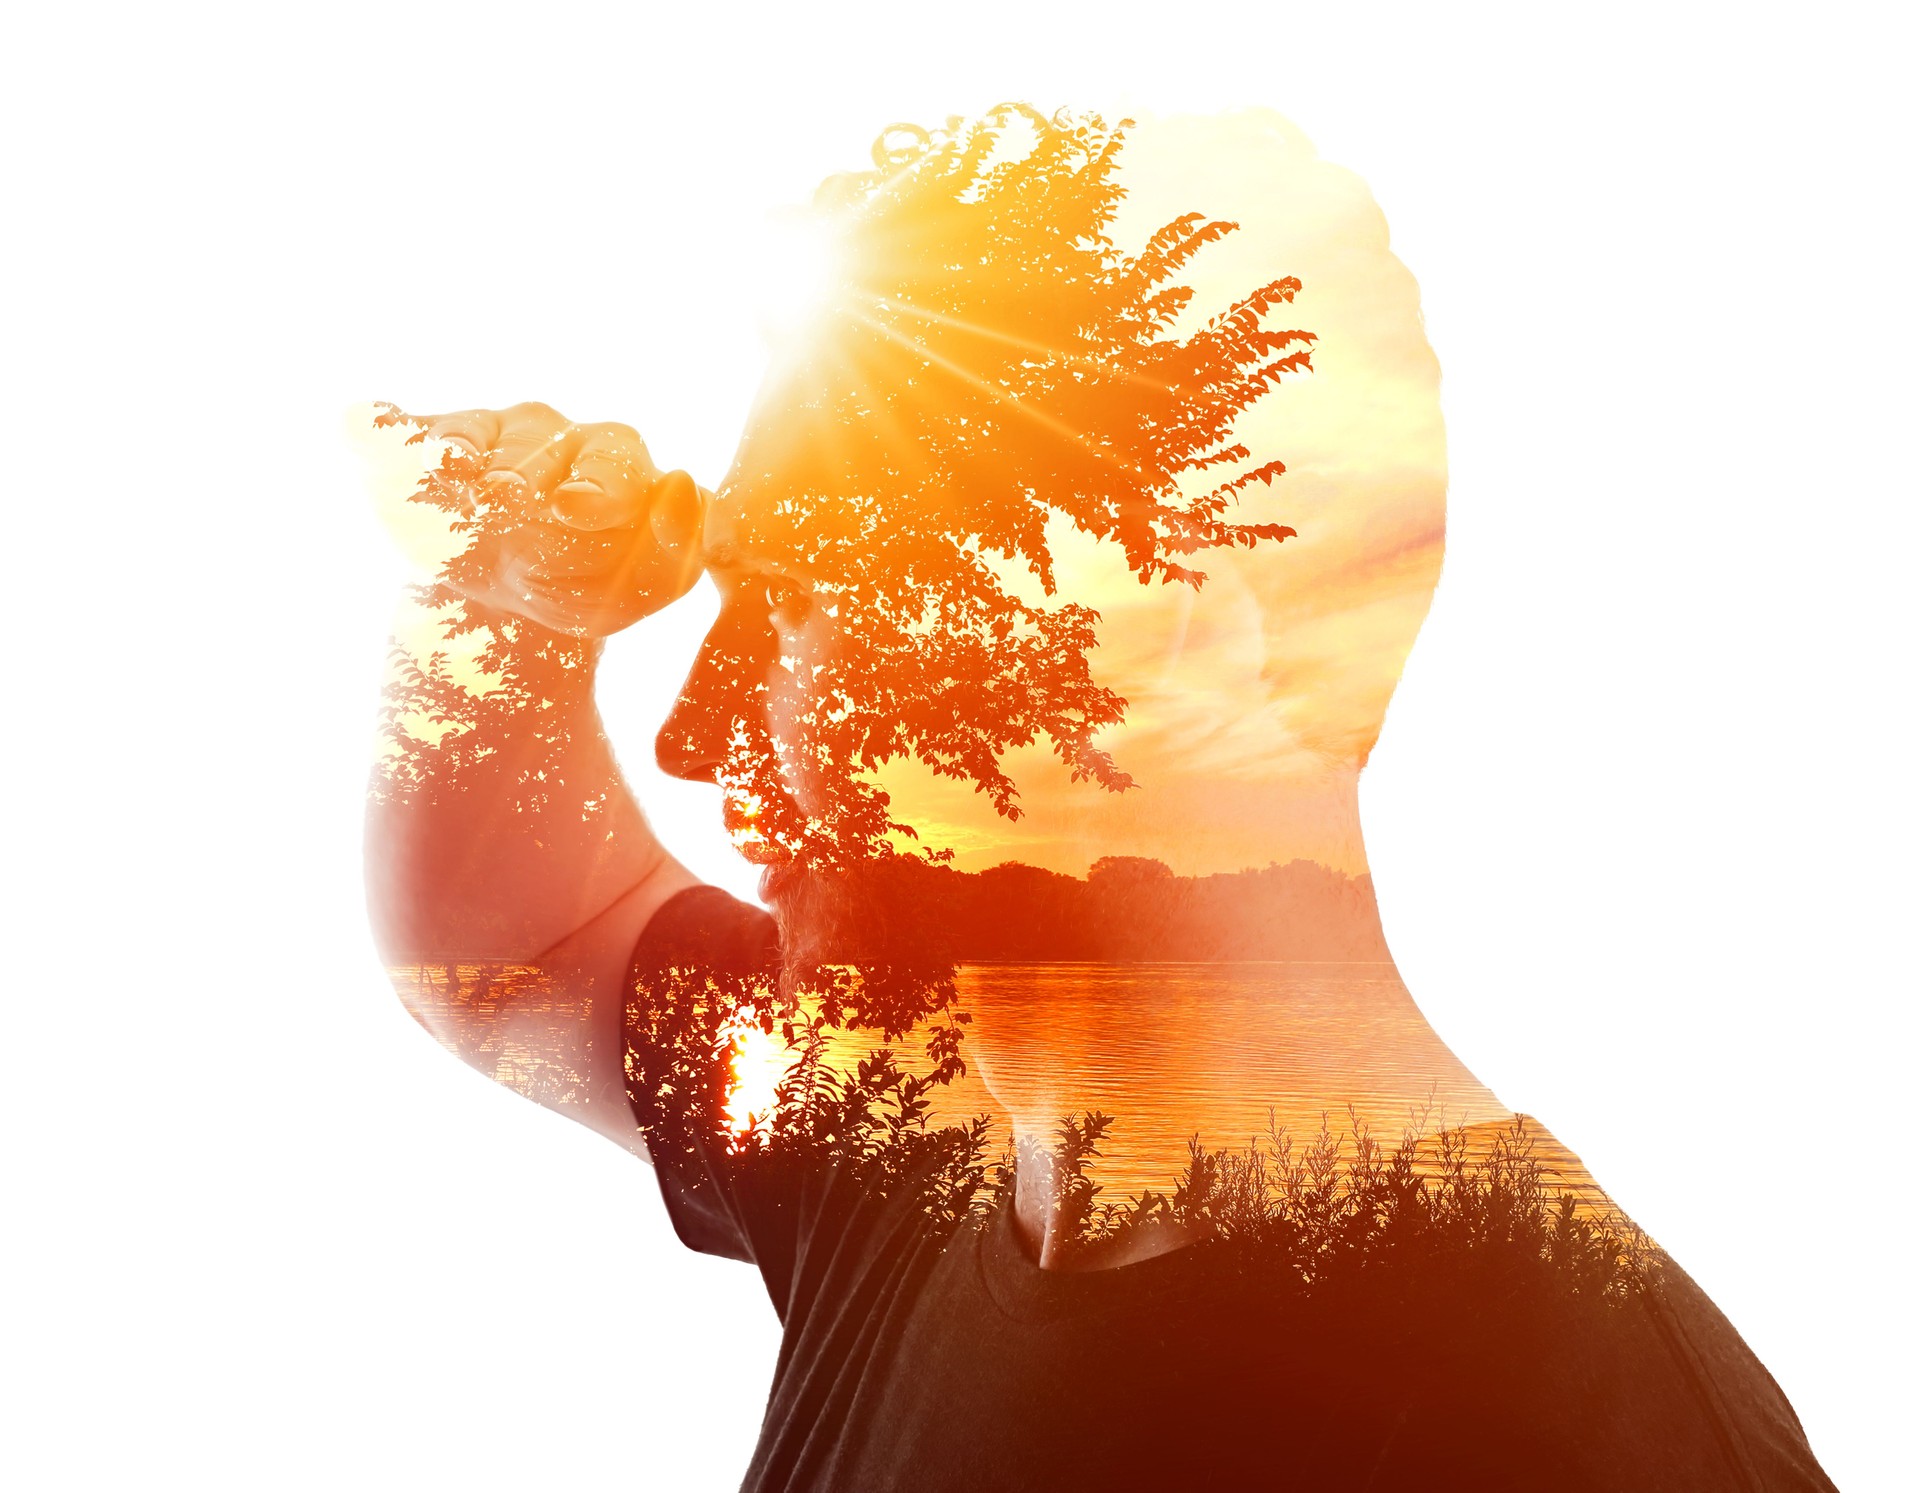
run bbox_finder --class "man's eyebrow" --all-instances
[706,545,824,588]
[702,539,751,573]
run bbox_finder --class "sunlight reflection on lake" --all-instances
[392,959,1606,1205]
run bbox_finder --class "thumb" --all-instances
[648,471,705,549]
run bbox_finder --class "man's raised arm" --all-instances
[364,402,707,1151]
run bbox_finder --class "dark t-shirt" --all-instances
[630,887,1835,1492]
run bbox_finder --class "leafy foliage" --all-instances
[702,105,1313,866]
[367,409,605,818]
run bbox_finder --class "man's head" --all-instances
[654,107,1341,908]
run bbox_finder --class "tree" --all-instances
[697,105,1314,867]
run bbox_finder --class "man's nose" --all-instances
[655,592,779,784]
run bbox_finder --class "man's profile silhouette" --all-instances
[364,107,1836,1491]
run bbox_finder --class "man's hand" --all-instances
[408,401,708,638]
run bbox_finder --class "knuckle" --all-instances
[428,413,488,447]
[574,425,646,464]
[505,400,565,428]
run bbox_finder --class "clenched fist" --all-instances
[381,400,708,638]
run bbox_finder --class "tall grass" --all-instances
[994,1107,1658,1301]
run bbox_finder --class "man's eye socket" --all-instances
[765,578,812,618]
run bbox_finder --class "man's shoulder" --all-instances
[633,884,780,972]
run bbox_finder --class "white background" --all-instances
[7,3,1914,1488]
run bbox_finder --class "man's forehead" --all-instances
[701,490,815,576]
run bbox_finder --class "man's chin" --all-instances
[756,862,881,963]
[757,859,802,906]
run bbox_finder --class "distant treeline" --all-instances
[808,854,1391,963]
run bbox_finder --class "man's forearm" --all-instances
[364,606,683,969]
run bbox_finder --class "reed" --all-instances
[1007,1106,1658,1299]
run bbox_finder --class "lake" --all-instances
[828,961,1514,1199]
[392,959,1601,1206]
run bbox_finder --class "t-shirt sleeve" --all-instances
[624,885,804,1273]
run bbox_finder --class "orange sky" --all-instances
[875,111,1447,877]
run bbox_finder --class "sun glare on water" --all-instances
[721,1007,792,1140]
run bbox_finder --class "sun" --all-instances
[756,210,845,346]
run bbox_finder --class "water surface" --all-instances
[393,958,1607,1204]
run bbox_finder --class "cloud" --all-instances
[853,111,1448,878]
